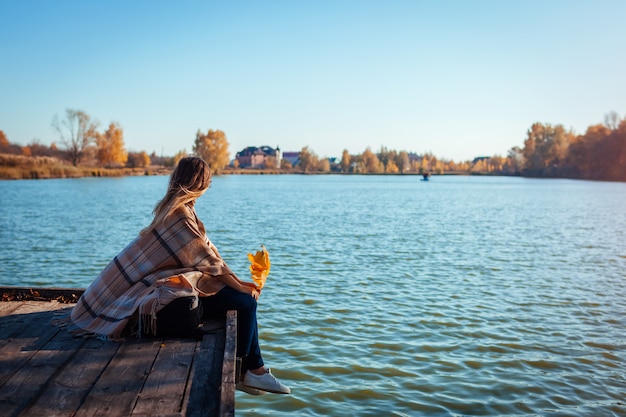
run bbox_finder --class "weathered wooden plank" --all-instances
[201,317,227,333]
[74,339,163,417]
[1,298,238,417]
[0,301,69,341]
[0,323,85,416]
[131,339,198,416]
[186,327,225,417]
[0,301,22,316]
[219,311,237,417]
[0,303,70,388]
[0,303,48,351]
[22,337,121,417]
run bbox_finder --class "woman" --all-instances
[70,156,290,395]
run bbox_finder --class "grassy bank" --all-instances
[1,153,479,180]
[0,154,169,180]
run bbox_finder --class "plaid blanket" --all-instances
[70,204,226,339]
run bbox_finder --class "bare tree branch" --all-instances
[51,109,98,166]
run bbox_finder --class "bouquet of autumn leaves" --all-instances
[248,245,271,290]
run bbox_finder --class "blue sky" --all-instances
[1,0,625,161]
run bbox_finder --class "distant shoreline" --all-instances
[0,152,502,180]
[0,167,498,180]
[0,165,172,180]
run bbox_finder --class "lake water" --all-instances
[1,175,625,416]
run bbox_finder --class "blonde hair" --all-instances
[141,156,212,235]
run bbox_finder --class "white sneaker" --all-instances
[242,368,291,394]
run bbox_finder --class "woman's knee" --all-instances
[238,292,257,313]
[222,287,257,313]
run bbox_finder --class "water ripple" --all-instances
[2,176,626,416]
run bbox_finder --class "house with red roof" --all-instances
[235,146,281,169]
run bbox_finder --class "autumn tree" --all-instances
[340,149,351,173]
[604,111,621,130]
[470,159,487,173]
[140,151,151,167]
[506,147,524,173]
[379,145,400,173]
[567,124,612,179]
[419,154,431,174]
[127,151,151,168]
[385,159,399,173]
[488,155,505,172]
[96,122,127,167]
[280,158,292,170]
[515,112,625,181]
[298,146,319,172]
[317,158,330,172]
[0,130,8,147]
[378,146,392,171]
[24,139,51,157]
[362,147,383,173]
[607,119,626,180]
[396,151,410,173]
[193,129,230,174]
[388,150,399,171]
[423,153,440,173]
[173,150,186,166]
[522,122,571,175]
[51,109,98,166]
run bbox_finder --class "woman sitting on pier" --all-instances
[70,156,290,395]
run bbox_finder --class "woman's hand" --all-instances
[216,271,261,300]
[239,283,260,300]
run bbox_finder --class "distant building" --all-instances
[235,146,281,169]
[408,152,423,164]
[281,151,300,167]
[472,156,490,164]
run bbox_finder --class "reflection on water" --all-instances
[1,175,625,416]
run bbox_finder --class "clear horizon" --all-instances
[1,0,625,162]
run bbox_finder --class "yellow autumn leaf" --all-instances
[247,245,270,289]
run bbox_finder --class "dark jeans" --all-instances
[155,287,264,372]
[200,286,264,372]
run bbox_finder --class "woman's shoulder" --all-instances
[170,204,195,220]
[166,204,206,236]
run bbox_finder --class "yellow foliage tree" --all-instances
[317,158,331,172]
[298,146,318,172]
[193,129,230,174]
[138,151,151,167]
[420,156,430,173]
[396,151,410,173]
[362,147,383,173]
[0,130,8,147]
[340,149,351,173]
[385,159,399,173]
[96,123,127,167]
[173,150,186,166]
[280,159,291,170]
[127,151,150,168]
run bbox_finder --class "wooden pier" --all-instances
[0,287,237,417]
